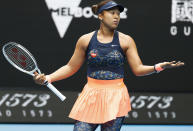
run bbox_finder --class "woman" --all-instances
[34,0,184,130]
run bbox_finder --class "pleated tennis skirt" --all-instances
[68,77,131,124]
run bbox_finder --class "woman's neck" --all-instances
[98,24,115,37]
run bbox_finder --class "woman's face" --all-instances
[99,7,120,30]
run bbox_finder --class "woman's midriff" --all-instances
[87,76,125,89]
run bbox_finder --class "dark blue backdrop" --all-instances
[0,0,192,92]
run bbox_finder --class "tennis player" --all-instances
[34,0,184,130]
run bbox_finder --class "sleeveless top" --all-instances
[86,30,126,80]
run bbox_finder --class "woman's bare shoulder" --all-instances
[79,31,95,41]
[118,31,134,50]
[118,31,134,42]
[77,31,95,50]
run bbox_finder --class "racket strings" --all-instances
[6,45,34,68]
[4,44,36,71]
[6,49,34,70]
[5,45,31,65]
[6,48,31,67]
[6,48,35,71]
[6,47,27,67]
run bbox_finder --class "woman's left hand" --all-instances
[159,61,185,69]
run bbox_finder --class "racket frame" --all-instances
[2,42,41,76]
[2,42,66,101]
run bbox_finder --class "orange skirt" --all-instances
[68,77,131,124]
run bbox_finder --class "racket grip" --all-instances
[46,83,66,101]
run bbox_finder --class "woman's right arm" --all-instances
[34,34,89,84]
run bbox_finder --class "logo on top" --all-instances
[45,0,82,38]
[170,0,193,36]
[171,0,193,23]
[111,2,116,5]
[45,0,128,39]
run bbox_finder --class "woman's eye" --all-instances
[109,11,120,16]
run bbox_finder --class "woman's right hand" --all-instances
[33,72,46,85]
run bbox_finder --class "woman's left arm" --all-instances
[125,36,185,76]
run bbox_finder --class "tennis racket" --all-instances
[2,42,66,101]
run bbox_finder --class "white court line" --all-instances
[0,124,193,131]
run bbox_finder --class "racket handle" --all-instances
[46,83,66,101]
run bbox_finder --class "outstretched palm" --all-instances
[159,61,185,69]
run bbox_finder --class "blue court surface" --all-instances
[0,124,193,131]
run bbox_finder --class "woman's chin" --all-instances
[110,25,118,30]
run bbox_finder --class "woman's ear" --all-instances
[98,14,103,21]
